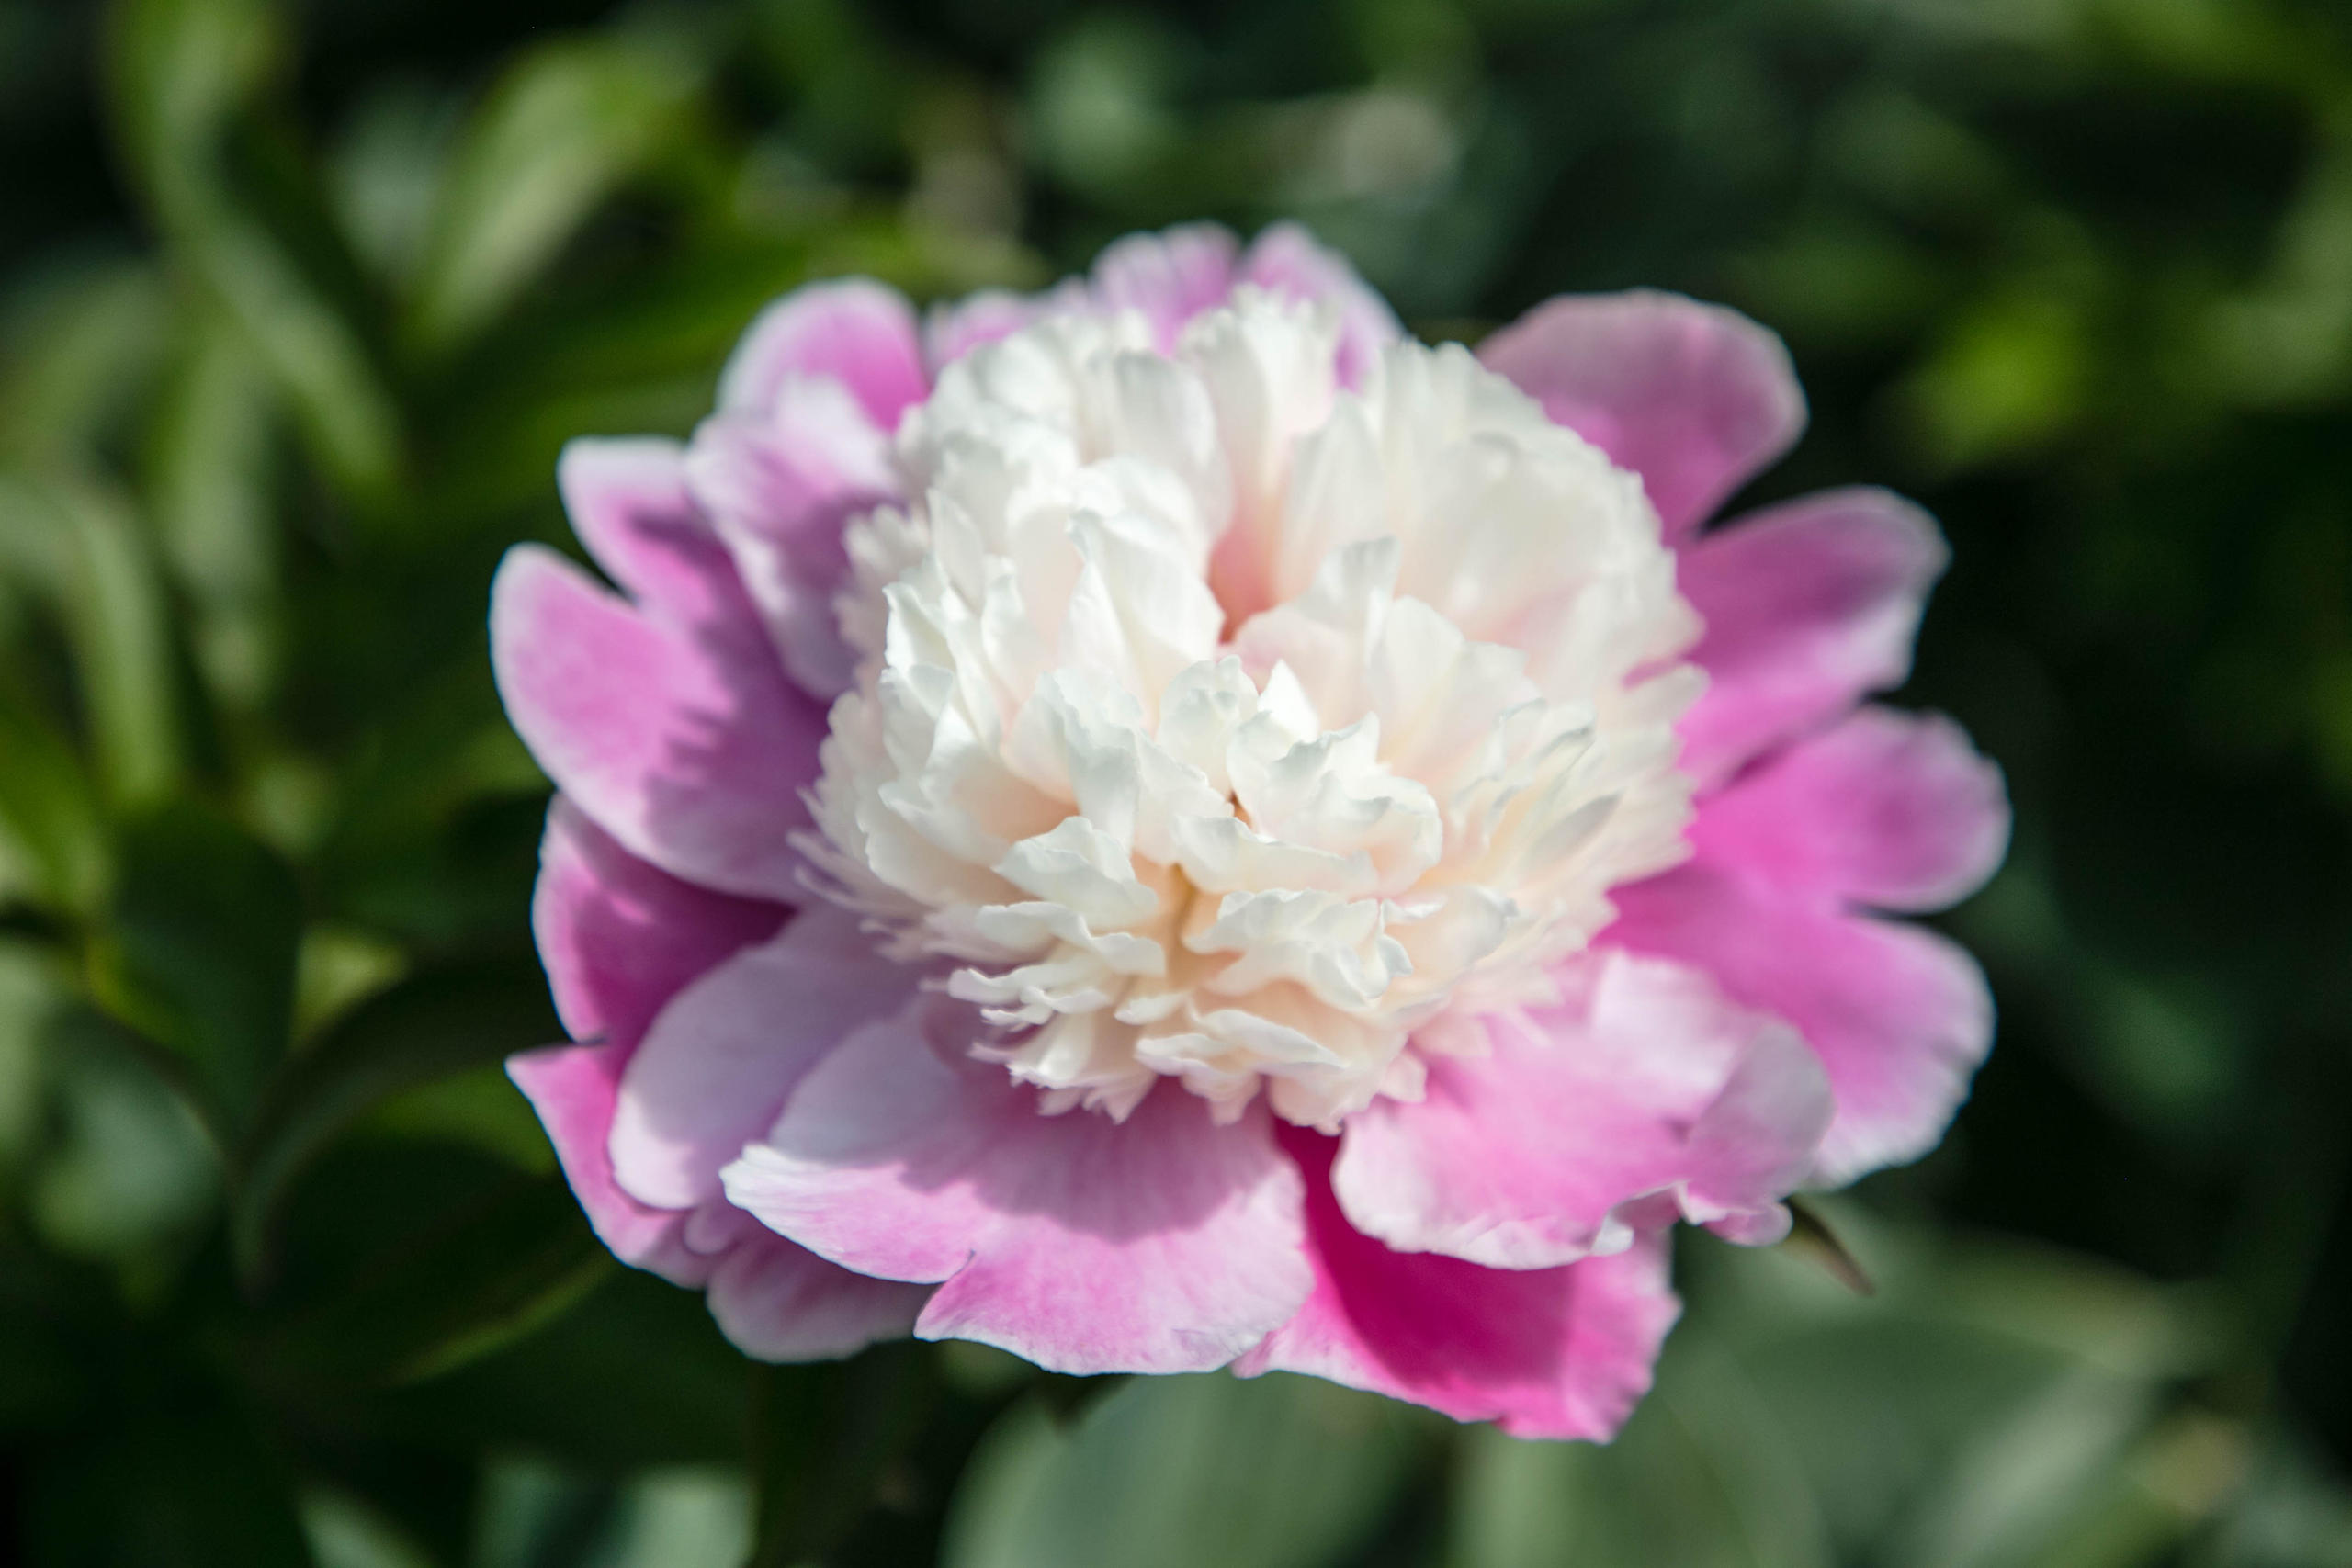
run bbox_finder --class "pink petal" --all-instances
[555,438,741,633]
[1333,953,1830,1269]
[922,287,1067,372]
[511,801,779,1282]
[609,908,920,1211]
[1237,222,1404,388]
[722,999,1312,1375]
[1675,487,1950,784]
[1477,290,1806,539]
[1605,863,1996,1186]
[1237,1129,1681,1440]
[705,1229,930,1361]
[718,279,929,431]
[1692,705,2009,913]
[684,378,897,700]
[490,544,822,902]
[1088,222,1240,349]
[510,1042,715,1284]
[530,796,788,1055]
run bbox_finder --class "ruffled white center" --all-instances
[802,296,1702,1128]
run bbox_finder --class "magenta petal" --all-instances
[1478,291,1805,539]
[1693,705,2009,913]
[1238,1130,1680,1440]
[1675,487,1950,784]
[1088,222,1241,350]
[510,802,785,1280]
[512,805,775,1274]
[718,278,929,430]
[1607,863,1996,1185]
[1333,954,1829,1269]
[531,796,787,1055]
[1237,222,1405,388]
[722,1001,1312,1375]
[490,544,821,902]
[609,909,919,1211]
[705,1230,931,1361]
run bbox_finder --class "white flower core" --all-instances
[803,296,1702,1129]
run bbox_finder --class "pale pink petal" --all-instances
[1605,863,1996,1186]
[1333,953,1830,1269]
[1237,1130,1681,1441]
[1088,222,1240,349]
[718,279,929,430]
[722,999,1312,1375]
[705,1230,931,1361]
[491,544,822,901]
[1236,221,1404,388]
[685,378,897,700]
[609,908,920,1211]
[1692,705,2009,913]
[1477,290,1805,539]
[922,286,1071,372]
[1675,488,1950,784]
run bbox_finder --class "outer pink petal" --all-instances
[718,278,929,430]
[684,378,897,700]
[1333,954,1830,1269]
[556,438,742,632]
[1675,487,1950,784]
[608,908,920,1211]
[1237,1130,1681,1440]
[1087,222,1240,349]
[1477,290,1805,540]
[705,1231,930,1361]
[530,797,787,1054]
[1692,705,2009,913]
[490,544,821,902]
[510,799,785,1282]
[1605,863,1996,1186]
[721,999,1312,1375]
[1237,221,1404,388]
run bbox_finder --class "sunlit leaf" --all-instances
[107,0,403,502]
[0,469,185,807]
[406,36,707,355]
[944,1371,1424,1568]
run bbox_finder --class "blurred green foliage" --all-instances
[1,0,2349,1562]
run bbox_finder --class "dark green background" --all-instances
[2,0,2348,1562]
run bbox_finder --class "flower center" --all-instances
[800,296,1701,1128]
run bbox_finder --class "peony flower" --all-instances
[493,222,2007,1438]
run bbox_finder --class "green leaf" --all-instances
[749,1342,936,1565]
[1449,1338,1834,1568]
[406,36,706,355]
[106,0,402,502]
[944,1371,1424,1568]
[25,1396,315,1568]
[89,802,302,1132]
[146,310,281,713]
[0,469,185,807]
[231,957,559,1282]
[0,677,108,914]
[257,1172,612,1388]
